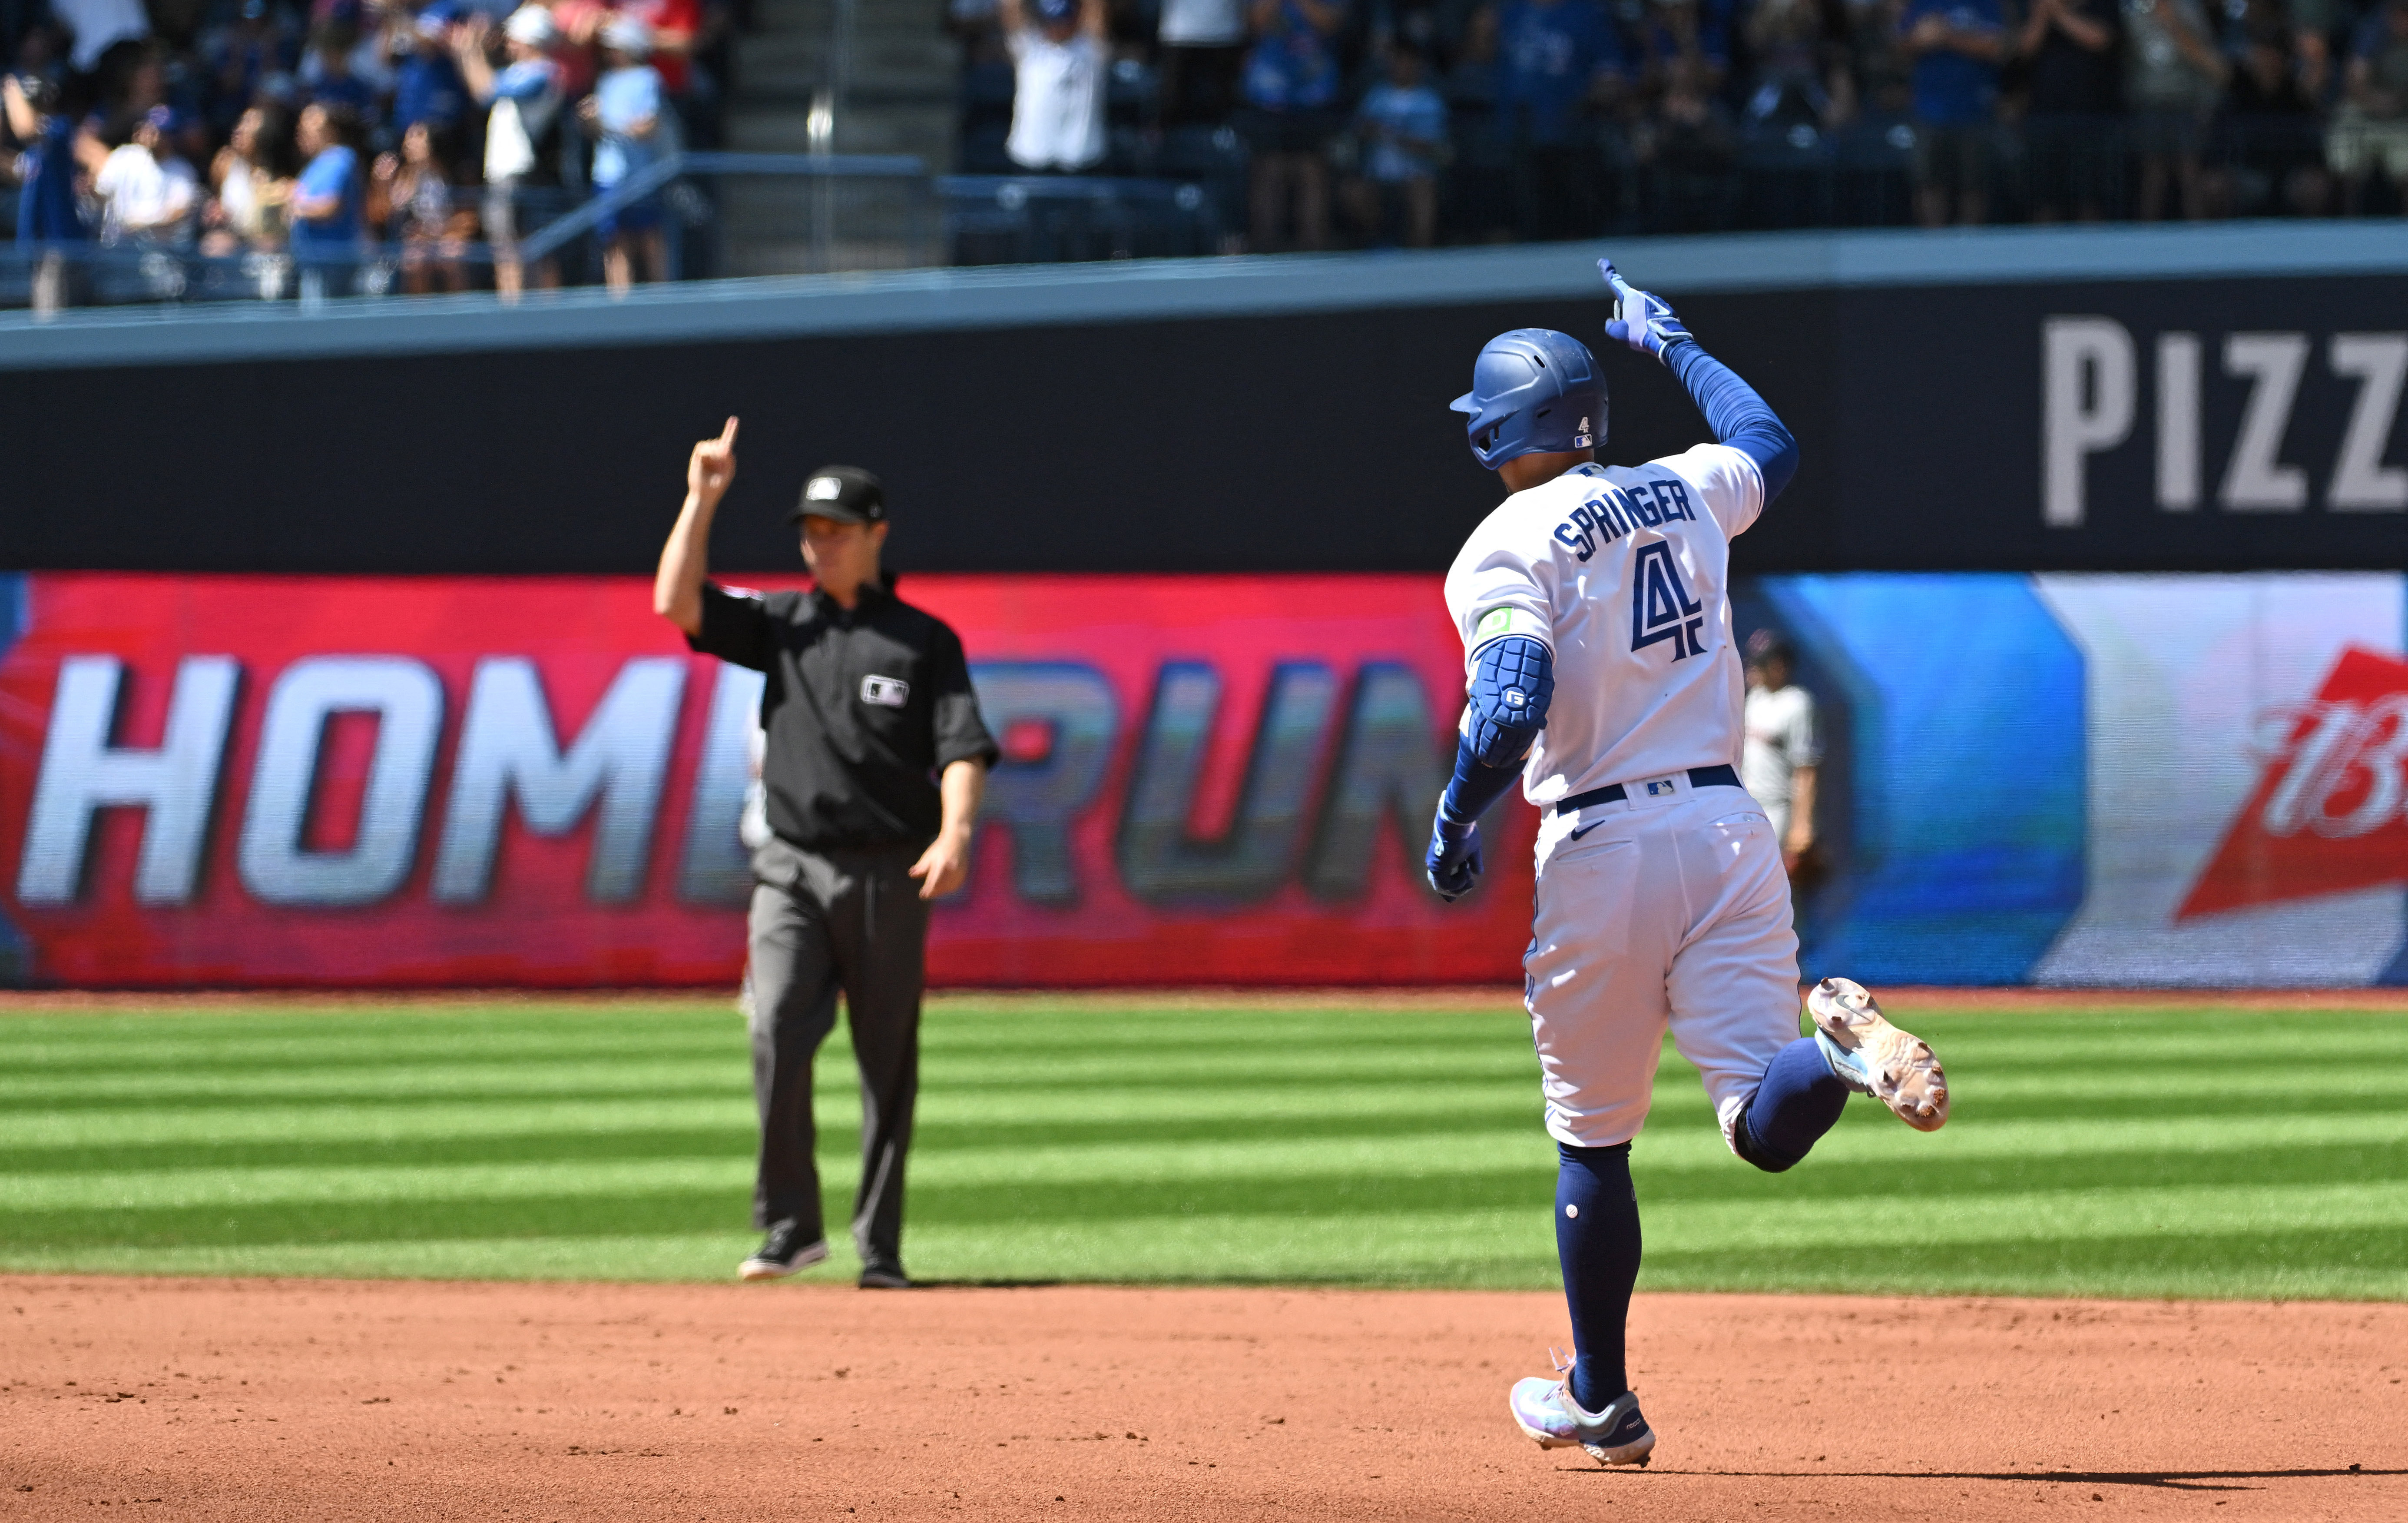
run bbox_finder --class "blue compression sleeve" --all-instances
[1440,732,1521,826]
[1664,341,1798,505]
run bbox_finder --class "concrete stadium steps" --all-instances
[719,0,956,272]
[706,171,937,276]
[722,0,958,238]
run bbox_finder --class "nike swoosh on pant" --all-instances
[1568,822,1606,842]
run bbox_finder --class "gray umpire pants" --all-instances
[745,836,930,1266]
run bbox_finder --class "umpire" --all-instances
[654,417,997,1289]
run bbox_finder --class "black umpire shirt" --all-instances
[688,580,998,853]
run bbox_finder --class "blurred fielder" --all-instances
[1742,628,1822,879]
[1426,260,1950,1467]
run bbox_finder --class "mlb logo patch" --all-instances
[1645,778,1676,797]
[861,675,911,707]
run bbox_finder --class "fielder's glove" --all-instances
[1599,258,1691,362]
[1425,806,1483,903]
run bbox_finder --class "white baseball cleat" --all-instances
[1806,977,1948,1131]
[1508,1364,1656,1467]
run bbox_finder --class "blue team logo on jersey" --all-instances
[1630,543,1706,660]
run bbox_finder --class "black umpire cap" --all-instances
[792,465,887,524]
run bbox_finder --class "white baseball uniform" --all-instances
[1444,447,1799,1154]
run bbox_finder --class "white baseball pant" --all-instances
[1524,772,1801,1153]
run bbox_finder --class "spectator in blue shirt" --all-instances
[288,99,366,293]
[1897,0,2004,223]
[1238,0,1348,250]
[4,72,90,313]
[1495,0,1623,238]
[580,14,671,290]
[391,3,470,131]
[1345,43,1448,244]
[305,26,381,122]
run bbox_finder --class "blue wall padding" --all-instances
[1763,574,2087,985]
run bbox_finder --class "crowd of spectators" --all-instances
[954,0,2408,248]
[10,0,2402,307]
[1,0,731,307]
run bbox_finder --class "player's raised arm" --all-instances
[654,415,739,637]
[1598,260,1798,508]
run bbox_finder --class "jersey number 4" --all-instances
[1631,542,1706,660]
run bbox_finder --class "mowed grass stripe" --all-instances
[0,1081,1539,1130]
[2,1027,1535,1081]
[0,1008,1518,1068]
[10,1108,2406,1203]
[1,1088,2389,1165]
[8,1141,2403,1239]
[1,1000,2404,1296]
[12,1058,2408,1118]
[13,1004,2405,1072]
[0,1097,763,1153]
[3,1135,2400,1205]
[8,1221,2400,1300]
[0,1096,1556,1155]
[0,1049,1547,1104]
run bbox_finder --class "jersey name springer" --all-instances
[1550,476,1699,564]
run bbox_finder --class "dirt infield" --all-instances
[2,1278,2401,1521]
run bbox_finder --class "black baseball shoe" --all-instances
[738,1222,830,1281]
[857,1258,913,1290]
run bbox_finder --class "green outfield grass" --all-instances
[1,997,2403,1299]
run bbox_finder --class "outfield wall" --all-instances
[2,569,2402,989]
[2,226,2404,580]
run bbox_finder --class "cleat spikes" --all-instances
[1806,976,1950,1132]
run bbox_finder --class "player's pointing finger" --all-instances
[721,416,739,447]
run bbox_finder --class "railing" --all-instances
[517,149,931,276]
[940,175,1224,265]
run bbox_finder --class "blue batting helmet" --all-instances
[1450,328,1604,469]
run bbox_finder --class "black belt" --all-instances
[1552,764,1742,817]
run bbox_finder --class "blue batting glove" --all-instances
[1599,258,1691,362]
[1426,806,1483,903]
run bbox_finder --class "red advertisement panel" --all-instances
[0,574,1535,987]
[2180,646,2408,921]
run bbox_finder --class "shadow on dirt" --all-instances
[1571,1466,2399,1492]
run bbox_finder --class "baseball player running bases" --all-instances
[1425,260,1950,1468]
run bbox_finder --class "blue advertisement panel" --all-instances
[1753,571,2408,987]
